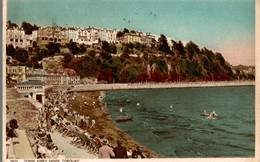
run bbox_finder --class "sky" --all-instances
[6,0,255,66]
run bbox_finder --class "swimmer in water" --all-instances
[203,110,209,116]
[207,111,217,119]
[209,111,217,116]
[170,105,173,111]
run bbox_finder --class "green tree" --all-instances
[120,66,139,83]
[6,44,16,56]
[110,44,117,54]
[155,60,167,72]
[7,20,18,29]
[201,48,215,61]
[46,42,60,56]
[15,49,29,63]
[102,57,124,82]
[88,50,96,57]
[66,40,80,55]
[63,53,73,68]
[70,57,100,78]
[37,48,50,60]
[101,41,111,53]
[80,44,86,53]
[101,52,112,60]
[186,41,200,60]
[216,52,225,66]
[116,31,124,38]
[21,21,38,34]
[123,28,129,34]
[158,34,173,55]
[172,40,185,57]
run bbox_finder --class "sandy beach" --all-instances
[65,90,163,158]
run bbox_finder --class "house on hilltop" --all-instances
[6,27,37,48]
[37,26,67,46]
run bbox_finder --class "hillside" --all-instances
[6,23,255,82]
[62,38,239,83]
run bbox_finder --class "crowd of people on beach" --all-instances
[12,89,146,159]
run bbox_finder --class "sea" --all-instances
[102,86,255,157]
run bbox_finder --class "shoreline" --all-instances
[66,89,163,158]
[98,90,164,158]
[70,81,255,92]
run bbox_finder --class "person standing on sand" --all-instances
[6,119,19,159]
[113,139,128,158]
[85,116,90,127]
[132,146,145,158]
[80,115,84,127]
[98,139,115,158]
[90,119,95,128]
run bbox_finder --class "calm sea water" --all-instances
[102,86,255,157]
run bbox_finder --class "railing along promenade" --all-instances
[70,81,255,92]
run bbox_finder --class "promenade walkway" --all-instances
[70,81,255,92]
[51,132,98,158]
[13,130,35,159]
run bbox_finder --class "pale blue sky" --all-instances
[7,0,255,65]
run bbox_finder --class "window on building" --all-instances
[10,39,13,42]
[15,39,18,42]
[20,39,23,42]
[50,38,53,41]
[58,39,61,42]
[42,37,45,40]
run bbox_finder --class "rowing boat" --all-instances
[116,116,133,121]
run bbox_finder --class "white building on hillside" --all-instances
[77,28,89,44]
[99,28,118,44]
[6,27,37,48]
[88,27,100,44]
[63,27,79,42]
[6,65,27,83]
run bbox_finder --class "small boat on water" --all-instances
[116,116,133,122]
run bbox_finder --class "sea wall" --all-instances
[71,81,255,92]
